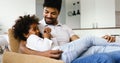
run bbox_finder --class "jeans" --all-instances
[59,36,120,63]
[72,51,120,63]
[81,46,120,57]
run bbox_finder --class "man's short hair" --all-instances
[43,0,62,12]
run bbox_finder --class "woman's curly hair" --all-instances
[12,15,39,41]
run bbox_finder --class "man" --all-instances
[19,0,79,59]
[19,0,120,63]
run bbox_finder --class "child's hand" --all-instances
[44,27,51,33]
[43,33,51,39]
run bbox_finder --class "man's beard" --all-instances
[45,18,57,25]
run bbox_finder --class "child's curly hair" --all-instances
[12,15,39,41]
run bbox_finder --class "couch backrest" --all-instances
[8,29,20,52]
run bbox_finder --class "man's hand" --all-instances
[102,35,115,42]
[19,41,62,59]
[42,50,63,59]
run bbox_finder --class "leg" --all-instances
[60,36,96,63]
[81,46,120,57]
[60,36,120,63]
[108,51,120,63]
[72,53,115,63]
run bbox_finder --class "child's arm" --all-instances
[26,34,53,51]
[43,27,52,39]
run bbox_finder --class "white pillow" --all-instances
[0,34,8,46]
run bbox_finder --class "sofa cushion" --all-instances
[2,51,64,63]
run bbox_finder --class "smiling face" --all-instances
[43,7,59,25]
[24,23,40,38]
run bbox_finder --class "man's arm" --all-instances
[19,40,62,59]
[70,35,79,41]
[64,25,79,41]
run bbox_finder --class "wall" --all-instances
[0,0,35,34]
[81,0,115,28]
[115,0,120,11]
[80,0,95,28]
[115,0,120,27]
[65,0,81,28]
[65,0,116,29]
[36,0,44,20]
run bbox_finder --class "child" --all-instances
[13,15,120,63]
[12,15,59,51]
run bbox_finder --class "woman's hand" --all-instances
[102,35,115,42]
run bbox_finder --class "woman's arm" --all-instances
[19,40,62,59]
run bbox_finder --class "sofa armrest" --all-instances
[2,51,64,63]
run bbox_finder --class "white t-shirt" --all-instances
[38,19,76,46]
[26,34,60,51]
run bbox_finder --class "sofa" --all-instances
[2,29,64,63]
